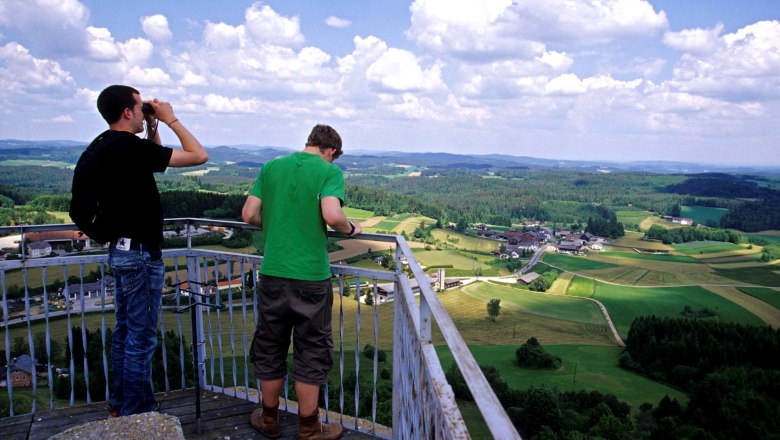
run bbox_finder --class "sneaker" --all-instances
[108,404,120,418]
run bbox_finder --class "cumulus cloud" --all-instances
[244,2,304,46]
[52,114,74,123]
[408,0,667,60]
[203,93,260,113]
[366,48,445,92]
[0,0,90,55]
[667,20,780,101]
[141,14,173,42]
[664,23,724,53]
[0,42,74,93]
[325,16,351,28]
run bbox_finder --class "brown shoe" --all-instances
[250,404,281,438]
[298,412,343,440]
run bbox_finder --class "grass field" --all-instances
[615,209,654,228]
[542,253,621,271]
[429,229,500,253]
[0,159,72,168]
[713,264,780,286]
[436,344,688,409]
[343,207,374,222]
[592,282,765,337]
[745,232,780,244]
[681,205,729,226]
[672,241,744,254]
[608,231,673,252]
[738,287,780,309]
[438,282,612,346]
[413,249,506,276]
[566,276,596,298]
[370,214,436,235]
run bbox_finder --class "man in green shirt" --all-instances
[242,124,360,440]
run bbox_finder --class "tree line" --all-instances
[645,224,741,244]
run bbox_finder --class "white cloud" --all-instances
[244,2,304,46]
[0,42,74,92]
[52,114,74,123]
[141,14,173,42]
[545,73,586,95]
[203,21,244,49]
[664,24,724,53]
[0,0,90,55]
[408,0,667,60]
[325,16,351,28]
[126,65,171,86]
[667,20,780,101]
[202,93,260,113]
[85,27,121,61]
[366,48,445,92]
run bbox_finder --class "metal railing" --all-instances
[0,219,520,439]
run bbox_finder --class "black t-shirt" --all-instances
[97,131,173,244]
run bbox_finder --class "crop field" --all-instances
[413,249,505,276]
[702,285,780,328]
[442,281,612,346]
[738,287,780,310]
[547,252,737,286]
[343,207,374,222]
[429,229,500,253]
[436,344,687,409]
[0,159,72,168]
[369,214,436,235]
[681,205,729,226]
[713,264,780,286]
[542,253,620,271]
[673,241,744,254]
[638,216,675,231]
[566,276,596,298]
[745,232,780,244]
[592,282,764,337]
[608,231,673,251]
[615,209,654,227]
[547,271,573,294]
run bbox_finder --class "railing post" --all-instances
[187,255,206,390]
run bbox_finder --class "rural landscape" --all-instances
[1,141,779,439]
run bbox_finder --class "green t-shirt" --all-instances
[249,152,345,281]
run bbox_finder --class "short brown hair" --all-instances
[97,85,139,124]
[305,124,342,155]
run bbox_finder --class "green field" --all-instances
[343,207,374,222]
[737,287,780,309]
[615,209,654,228]
[713,265,780,286]
[598,251,699,263]
[566,276,596,298]
[681,205,729,226]
[745,233,780,244]
[592,282,765,337]
[429,229,500,253]
[413,249,505,276]
[370,213,436,234]
[542,253,621,271]
[0,159,73,168]
[672,241,744,255]
[436,344,687,409]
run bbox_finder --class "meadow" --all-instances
[680,205,729,226]
[429,229,501,253]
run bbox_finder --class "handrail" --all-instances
[0,219,521,438]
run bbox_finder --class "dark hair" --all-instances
[306,124,342,155]
[97,85,140,124]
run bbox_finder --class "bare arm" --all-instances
[242,195,262,227]
[321,196,362,236]
[148,99,208,167]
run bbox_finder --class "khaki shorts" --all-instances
[250,275,334,384]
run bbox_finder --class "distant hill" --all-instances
[1,139,778,174]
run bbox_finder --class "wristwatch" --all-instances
[348,221,356,236]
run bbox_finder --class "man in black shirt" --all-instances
[93,85,208,416]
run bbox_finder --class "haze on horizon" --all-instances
[0,0,779,166]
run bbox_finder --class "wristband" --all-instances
[348,221,356,236]
[167,118,180,127]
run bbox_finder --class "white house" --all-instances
[26,240,52,258]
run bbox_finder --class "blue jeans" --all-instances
[108,245,164,416]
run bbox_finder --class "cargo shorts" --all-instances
[250,274,334,384]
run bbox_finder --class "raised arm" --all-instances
[148,99,208,167]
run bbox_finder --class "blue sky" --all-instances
[0,0,778,165]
